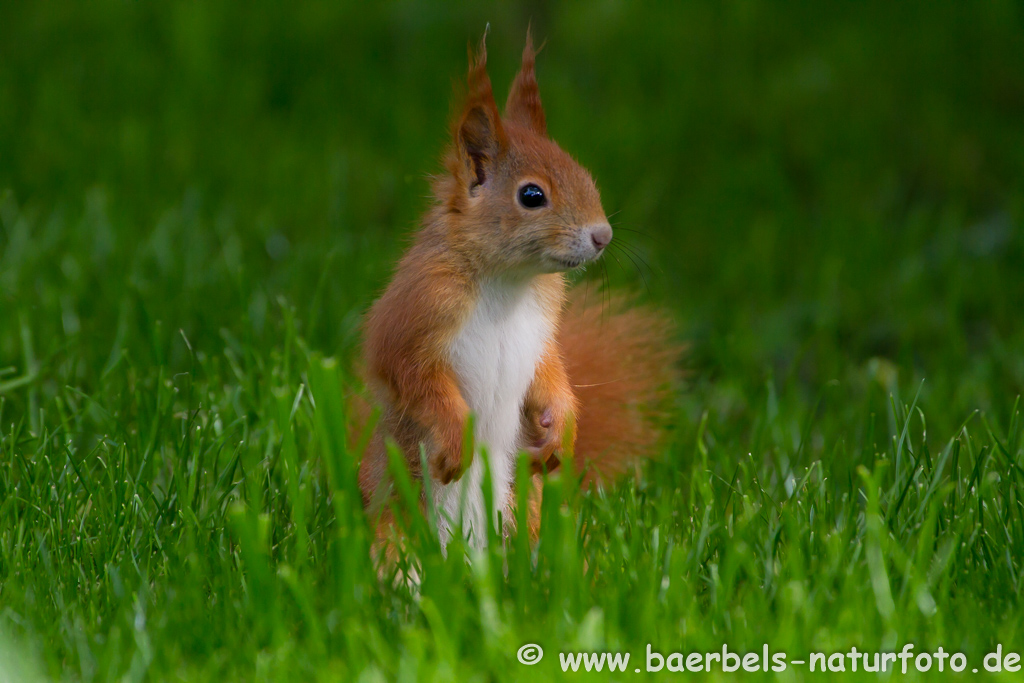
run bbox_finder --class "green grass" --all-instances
[2,1,1024,680]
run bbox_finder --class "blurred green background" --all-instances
[2,2,1024,679]
[3,1,1022,435]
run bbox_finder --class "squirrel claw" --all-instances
[526,440,561,474]
[431,451,465,484]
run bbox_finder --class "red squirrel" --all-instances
[358,31,680,550]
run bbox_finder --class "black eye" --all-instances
[518,184,546,209]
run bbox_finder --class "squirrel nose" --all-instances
[590,224,613,250]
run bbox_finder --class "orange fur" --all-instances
[560,294,682,486]
[357,31,682,552]
[504,29,546,136]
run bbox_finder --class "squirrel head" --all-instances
[438,29,613,276]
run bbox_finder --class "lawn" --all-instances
[2,1,1024,680]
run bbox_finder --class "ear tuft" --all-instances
[456,27,506,192]
[505,26,547,136]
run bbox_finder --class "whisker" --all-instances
[588,253,608,324]
[610,225,666,248]
[603,246,637,302]
[572,379,628,388]
[611,234,654,263]
[608,243,652,296]
[582,255,592,312]
[611,239,661,276]
[601,254,611,323]
[609,224,649,236]
[603,245,626,275]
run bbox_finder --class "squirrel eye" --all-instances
[517,183,546,209]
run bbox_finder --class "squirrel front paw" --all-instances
[525,406,564,473]
[430,451,463,484]
[429,420,467,484]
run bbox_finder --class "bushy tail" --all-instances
[558,292,683,486]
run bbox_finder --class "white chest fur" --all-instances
[432,278,552,548]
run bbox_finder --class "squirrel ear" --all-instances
[505,27,546,136]
[457,29,506,192]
